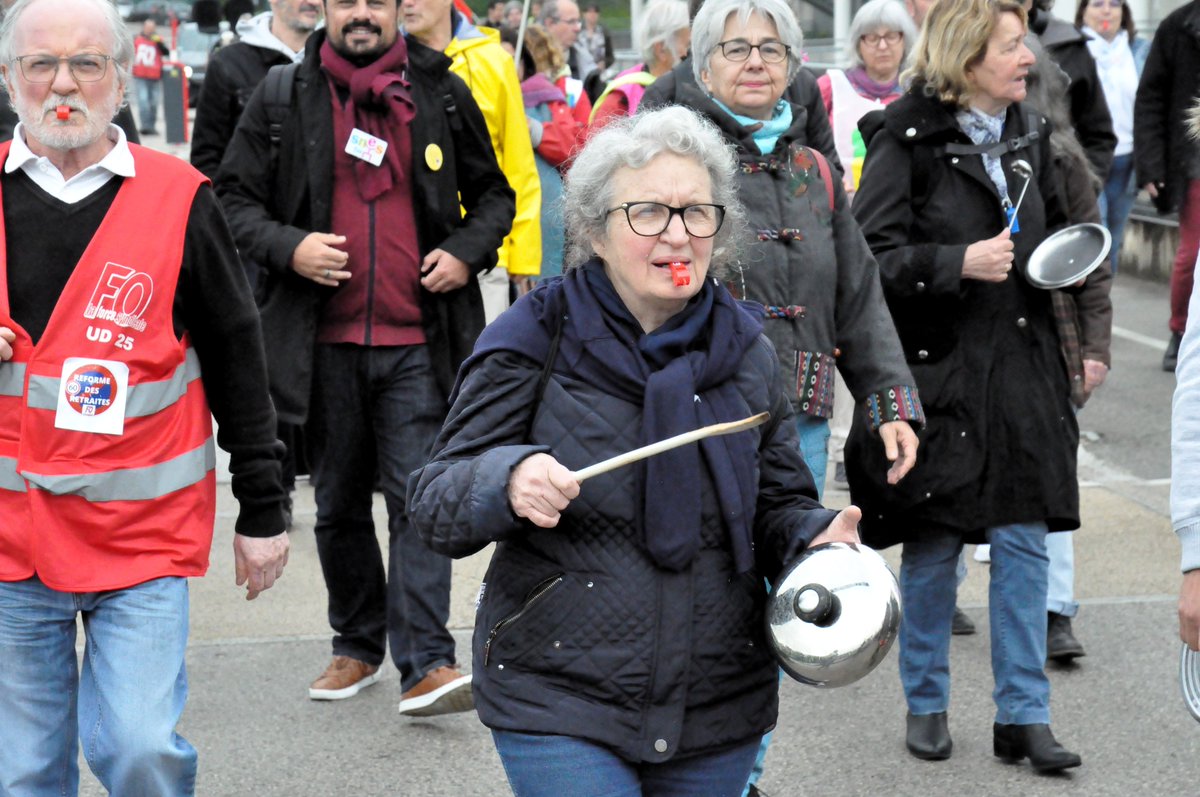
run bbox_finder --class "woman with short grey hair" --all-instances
[409,105,862,795]
[589,0,691,126]
[818,0,915,191]
[690,0,805,86]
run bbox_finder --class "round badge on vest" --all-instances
[55,357,129,435]
[425,144,443,171]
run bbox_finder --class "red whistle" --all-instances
[669,261,690,287]
[56,105,70,120]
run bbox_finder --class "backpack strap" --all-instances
[262,62,300,149]
[809,147,836,212]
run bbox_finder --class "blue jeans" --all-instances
[1046,531,1078,616]
[899,522,1051,725]
[794,414,830,502]
[0,576,195,795]
[134,77,160,132]
[492,731,761,797]
[308,344,457,691]
[1097,152,1136,275]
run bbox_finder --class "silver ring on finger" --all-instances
[323,268,332,279]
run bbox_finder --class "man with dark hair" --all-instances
[0,0,289,790]
[485,0,505,25]
[217,0,514,714]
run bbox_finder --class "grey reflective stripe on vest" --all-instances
[21,438,215,501]
[26,348,202,416]
[0,362,26,397]
[0,456,27,492]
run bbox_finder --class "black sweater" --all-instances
[2,170,286,536]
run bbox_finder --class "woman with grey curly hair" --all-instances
[409,105,862,796]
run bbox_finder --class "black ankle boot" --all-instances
[993,723,1081,772]
[906,712,952,760]
[1046,612,1085,663]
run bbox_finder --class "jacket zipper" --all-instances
[365,201,376,346]
[483,573,564,666]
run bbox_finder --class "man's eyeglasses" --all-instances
[11,54,112,83]
[860,31,903,46]
[553,16,583,27]
[713,39,791,64]
[606,202,727,238]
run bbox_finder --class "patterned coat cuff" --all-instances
[863,386,925,430]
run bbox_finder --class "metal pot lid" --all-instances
[1180,643,1200,723]
[766,542,902,688]
[1026,222,1111,290]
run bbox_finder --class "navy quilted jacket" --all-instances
[408,328,839,763]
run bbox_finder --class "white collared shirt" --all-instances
[4,123,136,203]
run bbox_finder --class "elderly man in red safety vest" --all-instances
[0,0,289,792]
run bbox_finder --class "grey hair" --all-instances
[562,105,747,275]
[539,0,575,25]
[638,0,690,65]
[0,0,133,88]
[691,0,805,86]
[846,0,917,67]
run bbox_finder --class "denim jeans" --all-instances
[308,343,457,691]
[899,522,1051,725]
[1097,152,1137,275]
[0,576,195,795]
[134,77,160,132]
[1046,531,1078,616]
[492,731,761,797]
[794,414,830,502]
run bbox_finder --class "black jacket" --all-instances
[847,91,1079,546]
[1032,11,1116,179]
[1134,0,1200,214]
[408,311,837,763]
[191,39,294,178]
[215,31,515,424]
[640,58,843,174]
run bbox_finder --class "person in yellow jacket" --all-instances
[405,0,542,320]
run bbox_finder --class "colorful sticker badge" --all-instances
[345,127,388,167]
[425,144,444,171]
[54,357,130,435]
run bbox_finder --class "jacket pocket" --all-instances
[482,572,564,666]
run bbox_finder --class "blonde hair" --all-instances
[904,0,1027,108]
[523,24,566,76]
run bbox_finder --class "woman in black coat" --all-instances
[846,0,1081,774]
[408,106,860,797]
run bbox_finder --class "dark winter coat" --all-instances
[215,31,515,424]
[640,58,843,174]
[1031,11,1117,179]
[1133,0,1200,214]
[191,39,294,179]
[407,279,839,764]
[681,84,922,432]
[847,91,1080,547]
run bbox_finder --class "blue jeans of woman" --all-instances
[1097,152,1136,275]
[492,731,761,797]
[900,522,1051,725]
[0,576,195,795]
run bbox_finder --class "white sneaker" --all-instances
[973,544,991,564]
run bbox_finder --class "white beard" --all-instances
[12,81,123,153]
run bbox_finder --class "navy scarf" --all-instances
[462,260,765,573]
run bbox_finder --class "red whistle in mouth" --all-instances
[1101,20,1110,30]
[669,261,690,287]
[56,105,70,120]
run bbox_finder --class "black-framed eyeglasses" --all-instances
[606,202,727,238]
[860,31,902,46]
[713,39,790,64]
[11,54,112,83]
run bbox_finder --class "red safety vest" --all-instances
[0,142,216,592]
[132,34,164,80]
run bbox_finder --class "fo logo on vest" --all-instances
[84,262,153,333]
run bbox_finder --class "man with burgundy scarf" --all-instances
[217,0,515,713]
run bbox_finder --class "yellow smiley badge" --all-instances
[425,144,444,171]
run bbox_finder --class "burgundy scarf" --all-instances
[320,36,416,201]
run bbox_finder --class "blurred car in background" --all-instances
[176,20,229,106]
[126,0,193,23]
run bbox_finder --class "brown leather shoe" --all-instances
[308,656,381,701]
[398,665,473,717]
